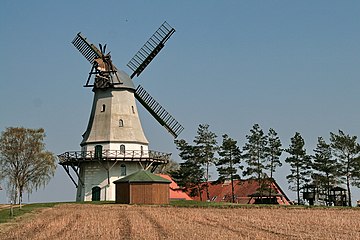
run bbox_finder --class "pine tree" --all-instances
[312,136,339,205]
[330,130,360,207]
[193,124,218,201]
[265,128,283,198]
[216,134,242,203]
[285,132,311,205]
[242,124,268,196]
[172,139,205,200]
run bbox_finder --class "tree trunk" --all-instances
[230,173,235,203]
[347,175,352,207]
[198,185,202,202]
[269,161,274,199]
[206,162,210,201]
[18,186,23,209]
[346,158,352,207]
[326,173,330,206]
[297,164,300,205]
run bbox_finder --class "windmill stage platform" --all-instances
[58,149,170,188]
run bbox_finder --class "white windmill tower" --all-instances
[58,22,183,201]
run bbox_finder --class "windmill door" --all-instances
[92,186,101,201]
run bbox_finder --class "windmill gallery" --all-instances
[58,22,183,202]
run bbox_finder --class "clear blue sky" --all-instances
[1,1,360,204]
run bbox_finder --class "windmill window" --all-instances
[120,145,125,154]
[120,164,126,176]
[131,106,135,114]
[140,146,143,155]
[101,104,106,112]
[119,119,124,127]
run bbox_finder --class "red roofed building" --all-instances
[157,174,192,201]
[191,179,291,205]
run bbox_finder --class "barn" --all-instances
[190,179,291,205]
[113,170,171,204]
[156,174,192,201]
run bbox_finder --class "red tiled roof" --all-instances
[191,179,290,205]
[156,174,192,201]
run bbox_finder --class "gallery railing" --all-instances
[58,150,171,165]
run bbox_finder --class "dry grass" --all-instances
[0,204,359,240]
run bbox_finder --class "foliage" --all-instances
[265,128,283,197]
[242,124,269,200]
[0,127,56,205]
[312,136,339,205]
[285,132,312,204]
[193,124,218,200]
[171,139,205,200]
[153,159,179,174]
[242,124,268,180]
[216,134,242,203]
[330,130,360,207]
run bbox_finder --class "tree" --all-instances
[193,124,218,201]
[172,139,205,200]
[216,134,242,203]
[0,127,56,205]
[242,124,268,196]
[153,159,179,174]
[330,130,360,207]
[312,136,339,205]
[285,132,311,205]
[265,128,283,198]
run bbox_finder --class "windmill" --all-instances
[58,22,183,201]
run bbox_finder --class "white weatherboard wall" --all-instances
[81,88,149,148]
[76,161,143,201]
[77,72,152,201]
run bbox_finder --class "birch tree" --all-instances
[0,127,56,205]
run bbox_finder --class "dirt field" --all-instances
[0,204,359,240]
[0,205,11,210]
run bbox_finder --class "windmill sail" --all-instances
[135,85,184,138]
[127,21,175,79]
[72,33,102,64]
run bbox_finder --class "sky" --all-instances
[1,1,360,204]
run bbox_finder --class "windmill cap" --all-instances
[112,69,135,90]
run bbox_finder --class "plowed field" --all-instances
[1,204,359,240]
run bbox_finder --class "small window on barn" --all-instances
[131,106,135,114]
[101,104,106,112]
[120,145,125,154]
[120,164,126,176]
[119,119,124,127]
[211,196,217,201]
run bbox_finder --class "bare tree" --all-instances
[0,127,56,205]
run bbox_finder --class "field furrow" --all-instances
[1,204,360,240]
